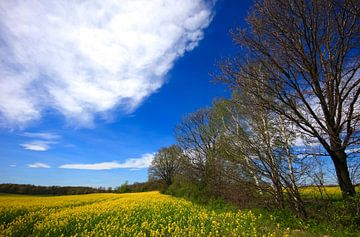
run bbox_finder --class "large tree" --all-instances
[148,145,182,186]
[175,109,223,188]
[218,0,359,196]
[213,95,307,217]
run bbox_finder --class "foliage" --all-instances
[165,178,209,204]
[148,145,183,187]
[116,181,130,193]
[164,179,360,235]
[261,187,360,236]
[115,180,163,193]
[298,186,360,235]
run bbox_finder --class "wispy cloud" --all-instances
[59,153,154,170]
[60,161,126,170]
[20,132,59,151]
[28,162,51,168]
[20,140,56,151]
[0,0,214,127]
[23,132,60,140]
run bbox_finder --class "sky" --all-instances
[0,0,253,187]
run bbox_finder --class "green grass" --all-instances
[279,186,360,236]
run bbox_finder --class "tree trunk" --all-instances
[330,150,356,197]
[273,180,285,208]
[294,191,307,219]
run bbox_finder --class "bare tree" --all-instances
[212,98,285,207]
[149,145,182,187]
[175,109,226,195]
[212,99,263,193]
[218,0,359,197]
[275,115,307,218]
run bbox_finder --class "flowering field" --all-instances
[0,191,291,236]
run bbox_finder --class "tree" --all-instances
[175,109,226,194]
[212,95,307,217]
[149,145,182,187]
[116,181,130,193]
[218,0,359,197]
[212,98,264,194]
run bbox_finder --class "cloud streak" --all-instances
[20,140,56,151]
[28,162,51,168]
[59,153,154,170]
[0,0,214,127]
[20,131,59,151]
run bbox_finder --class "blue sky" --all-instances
[0,0,252,187]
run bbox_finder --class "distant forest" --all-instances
[0,183,108,195]
[0,181,162,196]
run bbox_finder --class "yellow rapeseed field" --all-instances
[0,191,290,236]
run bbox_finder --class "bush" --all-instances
[116,181,130,193]
[165,179,208,203]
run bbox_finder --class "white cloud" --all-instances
[119,153,155,169]
[294,136,305,147]
[60,161,123,170]
[346,147,360,154]
[23,132,60,140]
[59,153,154,170]
[28,162,51,168]
[293,133,320,147]
[20,140,56,151]
[21,132,59,151]
[0,0,214,127]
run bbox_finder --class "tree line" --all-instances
[149,0,359,219]
[0,181,162,196]
[0,183,109,195]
